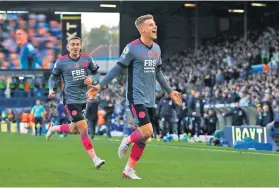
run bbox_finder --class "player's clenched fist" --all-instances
[48,90,55,99]
[84,76,93,86]
[169,90,182,106]
[87,84,101,98]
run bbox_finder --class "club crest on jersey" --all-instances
[82,62,87,68]
[148,51,153,57]
[74,63,79,69]
[154,52,159,58]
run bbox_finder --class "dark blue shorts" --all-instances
[129,104,157,126]
[65,103,86,123]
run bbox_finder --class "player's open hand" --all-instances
[87,85,101,98]
[84,76,93,86]
[48,90,55,99]
[169,91,182,106]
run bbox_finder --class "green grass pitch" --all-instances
[0,133,278,187]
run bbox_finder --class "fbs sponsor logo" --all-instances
[71,69,85,81]
[144,60,156,73]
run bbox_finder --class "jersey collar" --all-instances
[139,38,153,50]
[68,53,81,62]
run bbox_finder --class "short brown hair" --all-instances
[16,28,28,35]
[135,14,154,28]
[68,36,82,44]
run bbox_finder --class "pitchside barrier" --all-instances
[0,121,47,135]
[205,103,278,151]
[224,125,278,151]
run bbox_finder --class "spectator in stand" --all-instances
[256,103,264,127]
[212,90,221,104]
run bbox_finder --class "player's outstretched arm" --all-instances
[48,74,60,99]
[100,64,123,87]
[88,44,132,97]
[156,66,182,106]
[87,64,123,97]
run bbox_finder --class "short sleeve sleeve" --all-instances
[118,45,134,67]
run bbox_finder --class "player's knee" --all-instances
[76,126,87,134]
[69,123,76,133]
[148,127,153,137]
[76,120,88,134]
[140,123,153,138]
[69,127,79,134]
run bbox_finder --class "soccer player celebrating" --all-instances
[46,37,105,169]
[88,14,182,179]
[15,29,43,70]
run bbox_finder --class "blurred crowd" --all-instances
[162,27,278,98]
[0,13,62,69]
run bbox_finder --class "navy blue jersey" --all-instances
[118,39,162,108]
[51,53,99,104]
[19,42,43,70]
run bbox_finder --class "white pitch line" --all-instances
[148,144,279,157]
[94,137,279,157]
